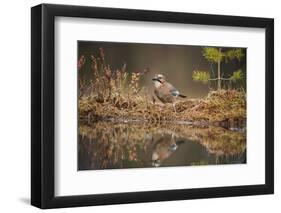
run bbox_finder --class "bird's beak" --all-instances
[152,78,160,82]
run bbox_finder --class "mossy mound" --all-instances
[79,89,246,128]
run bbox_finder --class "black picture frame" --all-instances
[31,3,274,209]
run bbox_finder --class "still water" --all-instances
[78,121,246,170]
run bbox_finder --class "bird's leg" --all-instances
[151,96,156,104]
[172,102,177,113]
[171,132,175,140]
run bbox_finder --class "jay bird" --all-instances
[152,74,186,112]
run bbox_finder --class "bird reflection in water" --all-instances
[152,133,181,167]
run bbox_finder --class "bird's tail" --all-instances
[178,94,187,98]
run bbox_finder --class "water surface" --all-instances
[78,121,246,170]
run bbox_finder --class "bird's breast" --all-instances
[154,86,174,103]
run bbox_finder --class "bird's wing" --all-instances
[165,83,180,97]
[170,89,180,97]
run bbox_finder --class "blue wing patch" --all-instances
[170,89,180,97]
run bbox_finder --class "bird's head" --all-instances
[152,74,166,85]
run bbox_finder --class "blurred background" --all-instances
[78,41,246,98]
